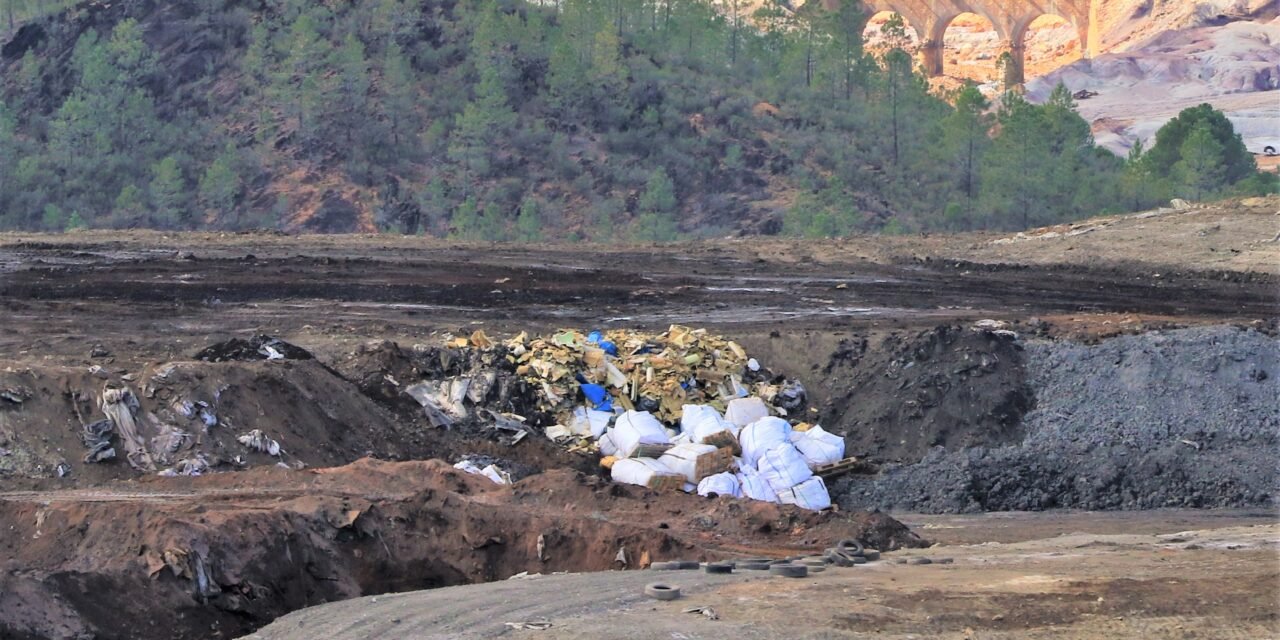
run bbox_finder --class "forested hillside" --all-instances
[0,0,1273,238]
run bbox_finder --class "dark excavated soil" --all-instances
[834,326,1279,512]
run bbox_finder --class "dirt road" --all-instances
[248,510,1280,640]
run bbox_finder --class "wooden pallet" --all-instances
[814,457,878,480]
[693,446,737,480]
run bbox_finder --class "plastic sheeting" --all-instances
[739,417,792,467]
[757,442,813,493]
[612,411,670,458]
[777,476,831,511]
[697,472,742,498]
[790,424,845,468]
[453,459,511,485]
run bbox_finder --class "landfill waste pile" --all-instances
[409,326,849,510]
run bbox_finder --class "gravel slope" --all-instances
[836,326,1280,512]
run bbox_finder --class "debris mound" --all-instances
[193,335,313,362]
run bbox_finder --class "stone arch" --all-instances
[933,11,1002,82]
[1017,13,1085,79]
[861,11,923,51]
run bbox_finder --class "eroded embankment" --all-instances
[0,459,920,640]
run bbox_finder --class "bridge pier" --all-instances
[919,39,944,76]
[1003,41,1026,87]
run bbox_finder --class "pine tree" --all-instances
[939,85,991,223]
[514,195,544,242]
[450,196,479,240]
[449,63,517,188]
[149,155,187,227]
[1175,122,1226,201]
[199,145,242,217]
[381,41,418,156]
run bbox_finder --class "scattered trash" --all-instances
[0,387,30,405]
[82,419,117,463]
[453,458,512,484]
[1072,89,1098,100]
[55,463,71,478]
[237,430,282,457]
[193,335,314,363]
[684,606,719,620]
[158,455,210,477]
[100,386,155,471]
[503,620,552,631]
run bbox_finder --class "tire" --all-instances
[739,562,771,571]
[802,556,830,565]
[910,557,932,565]
[852,556,867,565]
[862,550,880,562]
[645,583,682,601]
[769,564,808,578]
[836,539,865,556]
[674,561,701,570]
[704,562,734,574]
[825,549,854,567]
[649,561,678,571]
[807,565,826,573]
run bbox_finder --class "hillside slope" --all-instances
[0,0,1272,237]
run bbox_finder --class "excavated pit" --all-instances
[1,230,1276,639]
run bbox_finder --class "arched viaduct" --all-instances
[822,0,1099,85]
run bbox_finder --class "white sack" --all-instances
[791,425,845,468]
[757,442,813,493]
[611,457,678,487]
[739,417,792,467]
[658,442,720,483]
[697,472,742,498]
[777,476,831,511]
[724,397,770,427]
[569,407,614,438]
[612,411,670,458]
[735,464,777,503]
[598,429,619,457]
[681,404,739,444]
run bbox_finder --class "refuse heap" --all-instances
[417,326,846,511]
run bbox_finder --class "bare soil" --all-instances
[0,199,1276,639]
[246,510,1280,640]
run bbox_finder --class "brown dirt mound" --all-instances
[0,458,924,640]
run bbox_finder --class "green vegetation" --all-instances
[0,0,1273,237]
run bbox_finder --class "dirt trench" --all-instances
[0,459,921,640]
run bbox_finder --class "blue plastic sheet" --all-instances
[580,383,613,412]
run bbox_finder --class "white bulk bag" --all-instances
[724,397,770,428]
[697,472,742,498]
[739,417,793,467]
[612,411,670,458]
[658,442,720,483]
[681,404,739,444]
[611,458,678,487]
[736,465,777,503]
[777,476,831,511]
[791,425,845,468]
[757,442,813,493]
[598,429,619,457]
